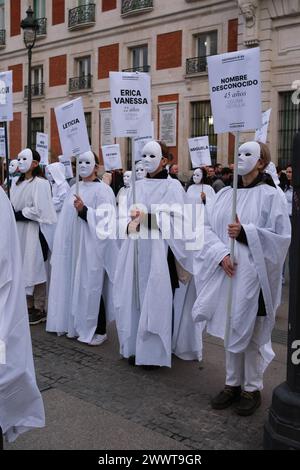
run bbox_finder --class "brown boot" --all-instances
[211,385,241,410]
[234,390,262,416]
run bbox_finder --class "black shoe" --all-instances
[234,390,262,416]
[29,309,47,326]
[211,385,242,410]
[128,355,136,366]
[141,365,160,371]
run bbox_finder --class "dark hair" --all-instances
[221,167,232,176]
[17,149,44,185]
[93,152,100,166]
[185,167,211,190]
[157,141,173,163]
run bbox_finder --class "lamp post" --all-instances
[264,131,300,449]
[20,6,38,149]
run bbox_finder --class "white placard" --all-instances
[110,72,152,138]
[100,108,114,146]
[255,108,271,144]
[36,132,49,165]
[59,155,73,179]
[188,136,212,168]
[133,123,154,162]
[0,128,6,157]
[0,71,13,122]
[159,104,177,147]
[55,97,90,157]
[207,48,262,134]
[102,144,122,171]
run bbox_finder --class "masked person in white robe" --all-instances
[43,162,70,252]
[115,141,203,368]
[4,160,20,191]
[192,142,291,416]
[187,168,216,213]
[46,151,117,346]
[0,187,45,447]
[11,149,57,326]
[116,171,132,206]
[136,161,146,181]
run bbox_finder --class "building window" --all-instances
[278,91,300,168]
[0,0,5,46]
[190,101,217,165]
[132,45,149,72]
[85,112,92,144]
[126,138,132,170]
[77,56,91,77]
[70,57,92,92]
[31,117,44,151]
[34,0,46,18]
[186,31,217,75]
[25,66,44,98]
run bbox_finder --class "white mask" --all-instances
[136,161,146,180]
[141,141,162,174]
[78,151,95,178]
[238,142,261,176]
[9,159,19,175]
[17,148,33,174]
[193,169,203,185]
[123,171,132,188]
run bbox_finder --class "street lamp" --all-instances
[20,6,38,149]
[264,132,300,449]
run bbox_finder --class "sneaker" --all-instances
[88,334,107,346]
[234,390,262,416]
[29,309,47,325]
[211,385,242,410]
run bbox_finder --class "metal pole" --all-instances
[4,122,10,199]
[224,131,240,348]
[27,47,32,148]
[131,138,140,311]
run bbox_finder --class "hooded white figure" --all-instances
[10,149,57,318]
[187,168,216,212]
[116,171,132,205]
[114,141,203,367]
[136,161,146,181]
[0,187,45,443]
[46,151,118,346]
[192,141,291,413]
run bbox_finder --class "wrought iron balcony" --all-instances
[24,83,45,99]
[69,75,93,93]
[122,65,150,73]
[0,30,6,47]
[36,18,47,37]
[121,0,153,17]
[68,3,96,30]
[186,56,209,75]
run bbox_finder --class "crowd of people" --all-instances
[0,140,292,445]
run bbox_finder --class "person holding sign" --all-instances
[0,187,45,447]
[11,149,57,325]
[116,171,132,206]
[192,142,291,416]
[186,168,216,211]
[47,151,117,346]
[114,141,202,368]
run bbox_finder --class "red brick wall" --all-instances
[158,94,179,163]
[52,0,65,25]
[99,101,111,109]
[49,55,67,87]
[51,108,62,159]
[9,113,22,157]
[10,0,21,37]
[228,19,238,52]
[157,31,182,70]
[8,64,23,93]
[98,44,119,79]
[102,0,117,12]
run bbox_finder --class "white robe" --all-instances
[192,183,291,367]
[10,177,57,292]
[0,188,45,442]
[114,177,202,367]
[46,181,118,343]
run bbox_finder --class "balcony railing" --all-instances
[121,0,153,17]
[69,75,92,92]
[0,29,6,47]
[186,56,209,75]
[68,3,96,30]
[122,65,150,73]
[36,17,47,36]
[24,83,45,99]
